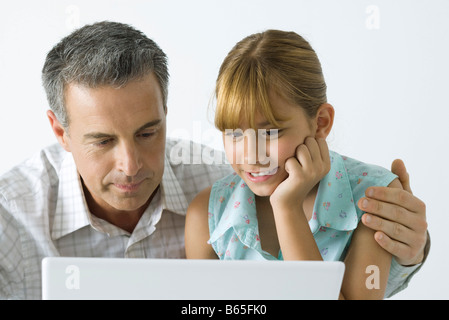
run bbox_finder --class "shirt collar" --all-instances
[51,152,91,240]
[160,154,189,215]
[208,175,261,252]
[51,149,189,240]
[208,151,359,250]
[311,151,358,233]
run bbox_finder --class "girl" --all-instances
[185,30,402,299]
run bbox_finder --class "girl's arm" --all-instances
[270,137,330,261]
[185,186,218,259]
[271,202,323,261]
[340,178,401,300]
[270,137,398,299]
[341,221,392,299]
[273,178,400,299]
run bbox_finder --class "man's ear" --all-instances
[314,103,335,139]
[47,110,71,152]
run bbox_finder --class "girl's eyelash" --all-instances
[224,129,282,137]
[224,131,243,137]
[261,129,282,137]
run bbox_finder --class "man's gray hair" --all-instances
[42,21,169,128]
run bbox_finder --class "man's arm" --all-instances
[358,159,428,266]
[0,202,23,300]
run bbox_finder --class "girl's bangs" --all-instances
[215,62,281,131]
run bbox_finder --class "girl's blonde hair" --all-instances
[215,30,327,131]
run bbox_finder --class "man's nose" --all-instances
[116,141,142,177]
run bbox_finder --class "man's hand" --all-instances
[358,159,428,266]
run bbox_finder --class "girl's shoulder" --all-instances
[331,151,397,188]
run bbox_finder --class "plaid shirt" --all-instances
[0,139,232,299]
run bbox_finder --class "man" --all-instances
[0,21,429,299]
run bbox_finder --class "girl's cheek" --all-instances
[224,141,238,165]
[274,141,297,166]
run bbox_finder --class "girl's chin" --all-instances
[253,191,273,198]
[244,181,278,198]
[239,171,286,197]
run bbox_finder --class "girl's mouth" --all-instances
[245,167,279,182]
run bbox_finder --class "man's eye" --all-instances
[95,139,112,147]
[137,128,159,139]
[139,132,155,138]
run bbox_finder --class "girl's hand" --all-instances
[270,137,331,209]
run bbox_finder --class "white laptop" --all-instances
[42,257,344,300]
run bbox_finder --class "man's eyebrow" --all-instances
[83,119,163,141]
[83,132,114,141]
[135,119,162,133]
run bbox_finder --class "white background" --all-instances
[0,0,447,299]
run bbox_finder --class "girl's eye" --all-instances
[260,129,281,138]
[225,130,244,140]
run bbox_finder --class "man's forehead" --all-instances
[65,75,163,118]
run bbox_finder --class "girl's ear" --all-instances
[314,103,335,139]
[47,110,71,152]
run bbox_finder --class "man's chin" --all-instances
[106,196,150,213]
[110,184,160,211]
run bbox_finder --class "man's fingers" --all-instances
[363,186,426,215]
[358,197,417,229]
[361,213,417,245]
[372,231,414,262]
[391,159,412,194]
